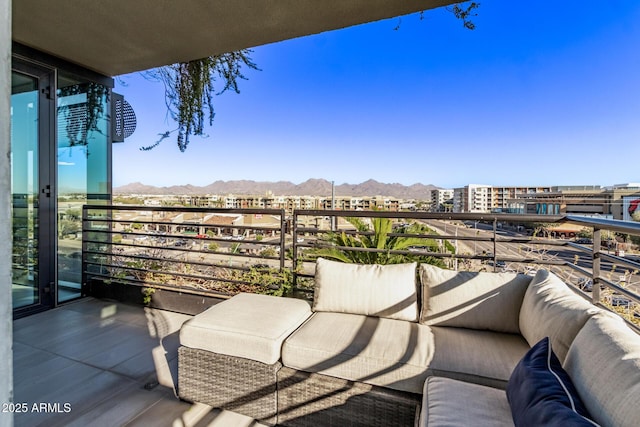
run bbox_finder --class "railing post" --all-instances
[492,218,498,272]
[280,209,287,272]
[592,228,601,305]
[454,227,459,271]
[82,205,88,297]
[288,209,295,293]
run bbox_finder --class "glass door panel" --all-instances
[57,76,110,303]
[12,61,111,314]
[11,72,40,309]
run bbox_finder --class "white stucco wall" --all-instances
[0,0,14,425]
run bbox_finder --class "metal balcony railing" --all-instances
[82,206,640,328]
[82,206,288,298]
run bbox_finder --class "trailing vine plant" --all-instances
[58,83,110,151]
[141,2,477,152]
[141,50,259,152]
[405,2,480,31]
[447,2,480,30]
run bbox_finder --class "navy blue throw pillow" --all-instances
[506,337,599,427]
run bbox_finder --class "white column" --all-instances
[0,0,14,425]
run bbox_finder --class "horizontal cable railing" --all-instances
[291,210,640,329]
[82,206,289,298]
[82,206,640,328]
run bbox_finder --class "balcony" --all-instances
[78,206,640,326]
[13,297,267,427]
[12,207,640,426]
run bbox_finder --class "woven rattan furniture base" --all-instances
[178,347,281,426]
[277,366,421,427]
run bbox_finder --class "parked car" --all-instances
[577,278,593,292]
[575,238,593,244]
[611,295,631,307]
[487,260,505,268]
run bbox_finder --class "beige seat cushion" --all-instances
[419,264,531,333]
[313,258,419,321]
[564,313,640,427]
[419,376,514,427]
[519,269,601,362]
[281,312,434,394]
[180,293,312,365]
[428,326,531,389]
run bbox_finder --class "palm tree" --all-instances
[311,217,446,267]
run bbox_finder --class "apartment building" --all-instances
[453,184,640,221]
[430,189,454,212]
[319,195,400,211]
[489,186,553,213]
[171,193,405,213]
[452,184,610,216]
[453,184,491,213]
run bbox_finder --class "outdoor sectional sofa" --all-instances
[177,258,640,426]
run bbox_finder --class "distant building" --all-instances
[170,193,408,213]
[514,186,605,217]
[489,186,553,213]
[610,184,640,221]
[431,189,454,212]
[453,185,491,213]
[126,184,640,221]
[451,184,615,216]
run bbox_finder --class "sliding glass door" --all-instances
[11,64,55,315]
[12,56,112,317]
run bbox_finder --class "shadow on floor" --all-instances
[12,297,265,427]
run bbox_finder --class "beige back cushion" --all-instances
[564,313,640,427]
[312,258,418,321]
[419,264,531,333]
[519,270,600,362]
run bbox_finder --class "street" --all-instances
[422,219,640,298]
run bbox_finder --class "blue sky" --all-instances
[113,1,640,189]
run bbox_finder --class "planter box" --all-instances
[83,279,224,315]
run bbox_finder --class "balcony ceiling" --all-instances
[12,0,454,77]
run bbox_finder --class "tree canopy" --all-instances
[310,217,447,267]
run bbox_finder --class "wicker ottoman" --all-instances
[178,293,312,426]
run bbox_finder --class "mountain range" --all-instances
[114,179,439,199]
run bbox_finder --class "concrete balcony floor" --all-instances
[13,297,266,427]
